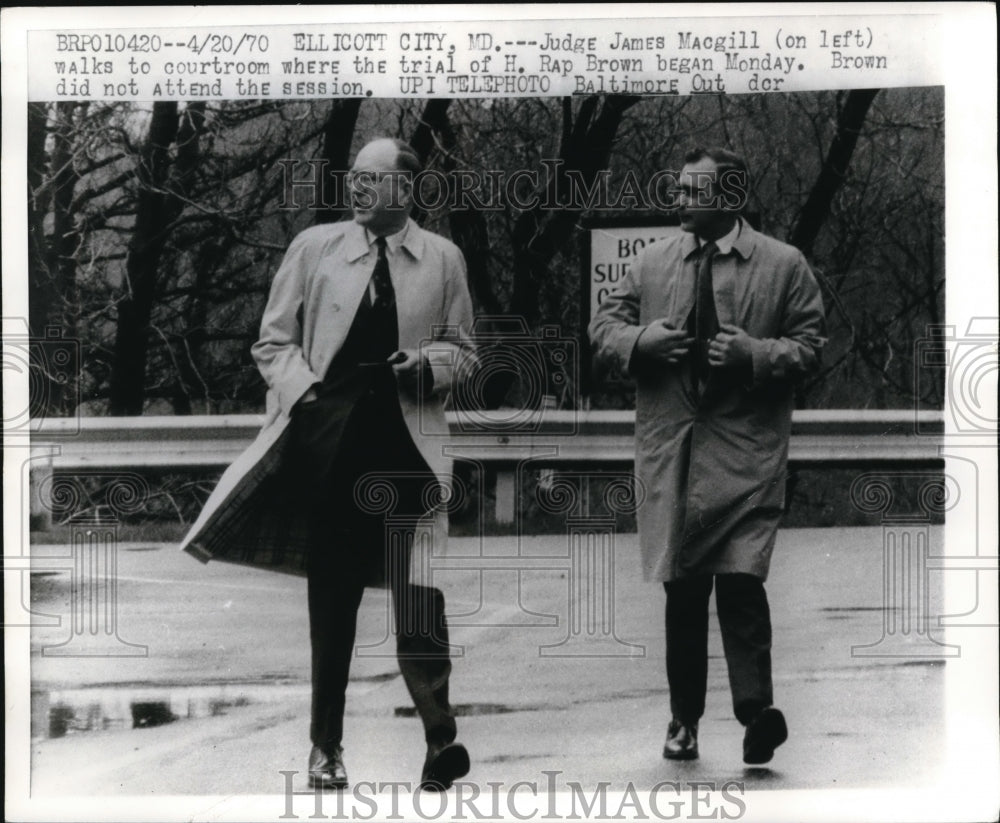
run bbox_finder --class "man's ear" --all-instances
[397,175,414,211]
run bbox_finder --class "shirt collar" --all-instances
[683,217,751,260]
[346,217,424,262]
[366,222,409,255]
[709,218,742,255]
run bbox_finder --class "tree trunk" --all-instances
[27,103,55,337]
[510,95,639,324]
[410,100,501,315]
[314,99,362,225]
[790,89,880,256]
[29,102,83,415]
[108,101,181,415]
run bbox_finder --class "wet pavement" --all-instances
[14,527,1000,820]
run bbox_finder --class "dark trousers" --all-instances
[297,385,456,752]
[663,573,773,726]
[306,525,456,750]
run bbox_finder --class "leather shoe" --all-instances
[742,707,788,765]
[420,741,470,791]
[308,744,348,790]
[663,719,699,760]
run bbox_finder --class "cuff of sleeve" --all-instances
[425,341,478,396]
[623,326,649,376]
[748,338,772,388]
[419,358,435,399]
[426,346,455,396]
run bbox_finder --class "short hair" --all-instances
[684,146,750,211]
[390,138,422,176]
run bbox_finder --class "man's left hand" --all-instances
[708,323,754,368]
[391,349,432,397]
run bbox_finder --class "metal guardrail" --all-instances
[28,410,944,525]
[29,409,944,467]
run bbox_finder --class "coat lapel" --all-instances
[307,221,374,379]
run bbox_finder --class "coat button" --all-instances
[331,303,340,312]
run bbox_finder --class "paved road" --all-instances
[13,526,997,820]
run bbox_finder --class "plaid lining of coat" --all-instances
[185,427,313,577]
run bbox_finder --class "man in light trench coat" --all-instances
[181,137,478,790]
[588,147,826,764]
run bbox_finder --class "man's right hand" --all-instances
[634,320,694,365]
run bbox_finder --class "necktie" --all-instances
[694,240,719,382]
[370,236,399,356]
[372,237,395,313]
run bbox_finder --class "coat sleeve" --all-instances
[747,253,827,386]
[250,232,322,415]
[587,252,648,376]
[421,244,479,397]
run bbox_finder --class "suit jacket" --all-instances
[180,218,477,579]
[589,219,826,582]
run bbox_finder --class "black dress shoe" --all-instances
[308,744,348,790]
[742,707,788,765]
[420,741,470,791]
[663,719,699,760]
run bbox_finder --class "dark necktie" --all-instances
[694,240,719,382]
[372,237,395,313]
[370,236,399,357]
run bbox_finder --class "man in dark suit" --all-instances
[250,137,477,790]
[589,147,826,764]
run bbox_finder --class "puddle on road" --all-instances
[33,674,398,741]
[33,681,305,740]
[820,607,897,613]
[394,702,541,719]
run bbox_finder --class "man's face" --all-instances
[349,139,412,236]
[677,157,738,240]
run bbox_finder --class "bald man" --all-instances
[243,138,476,790]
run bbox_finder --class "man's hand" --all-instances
[390,349,422,374]
[634,320,694,365]
[391,349,432,397]
[708,323,753,368]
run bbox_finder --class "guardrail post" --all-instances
[29,444,56,532]
[494,468,516,524]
